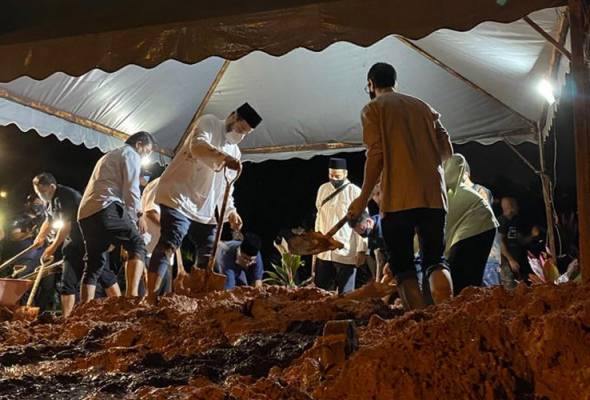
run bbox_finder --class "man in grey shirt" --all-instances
[78,132,155,303]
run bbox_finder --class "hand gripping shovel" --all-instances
[287,216,348,256]
[175,166,241,294]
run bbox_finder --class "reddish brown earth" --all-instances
[0,283,588,399]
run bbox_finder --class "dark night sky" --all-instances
[0,78,577,253]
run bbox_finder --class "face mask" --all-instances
[226,131,244,145]
[330,179,345,189]
[369,90,376,100]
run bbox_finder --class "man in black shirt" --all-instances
[32,173,119,317]
[498,197,533,285]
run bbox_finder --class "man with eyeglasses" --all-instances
[216,233,264,289]
[78,131,155,303]
[349,62,454,310]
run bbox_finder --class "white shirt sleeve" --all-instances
[121,147,142,220]
[349,185,368,253]
[314,185,325,232]
[190,116,228,171]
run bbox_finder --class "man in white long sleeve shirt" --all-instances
[147,103,262,295]
[78,132,155,303]
[314,158,368,294]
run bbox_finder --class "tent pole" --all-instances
[536,124,558,259]
[241,142,363,155]
[533,11,569,260]
[569,0,590,283]
[174,60,231,155]
[396,36,537,129]
[538,11,570,134]
[503,141,540,174]
[0,88,171,157]
[523,15,572,60]
[504,136,557,259]
[0,88,129,141]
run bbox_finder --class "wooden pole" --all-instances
[569,0,590,283]
[534,11,569,259]
[504,136,557,258]
[241,142,363,155]
[0,87,173,157]
[537,123,558,259]
[397,36,537,129]
[523,15,572,61]
[174,60,231,155]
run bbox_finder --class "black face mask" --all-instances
[330,179,345,189]
[369,90,376,100]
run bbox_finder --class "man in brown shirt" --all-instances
[348,62,454,310]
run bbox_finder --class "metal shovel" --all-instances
[175,167,241,294]
[287,216,348,256]
[13,256,63,320]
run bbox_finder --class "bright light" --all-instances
[0,191,7,199]
[538,79,556,105]
[52,219,64,230]
[141,156,152,167]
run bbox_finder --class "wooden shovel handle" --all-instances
[26,256,54,307]
[326,216,349,238]
[207,166,242,273]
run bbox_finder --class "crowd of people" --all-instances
[0,62,579,317]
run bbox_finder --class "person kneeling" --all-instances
[216,233,263,289]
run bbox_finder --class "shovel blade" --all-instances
[205,272,227,292]
[287,231,344,256]
[174,268,227,296]
[12,306,39,321]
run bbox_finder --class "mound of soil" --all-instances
[0,283,588,399]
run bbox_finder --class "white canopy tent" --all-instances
[0,7,569,164]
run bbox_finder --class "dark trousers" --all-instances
[314,259,357,294]
[79,203,146,286]
[381,208,448,283]
[148,205,216,278]
[60,243,118,295]
[448,228,497,295]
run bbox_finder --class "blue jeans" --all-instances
[148,205,216,278]
[483,262,501,286]
[314,259,357,294]
[225,266,257,289]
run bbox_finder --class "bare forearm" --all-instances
[52,223,71,250]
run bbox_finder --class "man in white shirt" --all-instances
[147,103,262,295]
[78,132,155,303]
[313,158,368,294]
